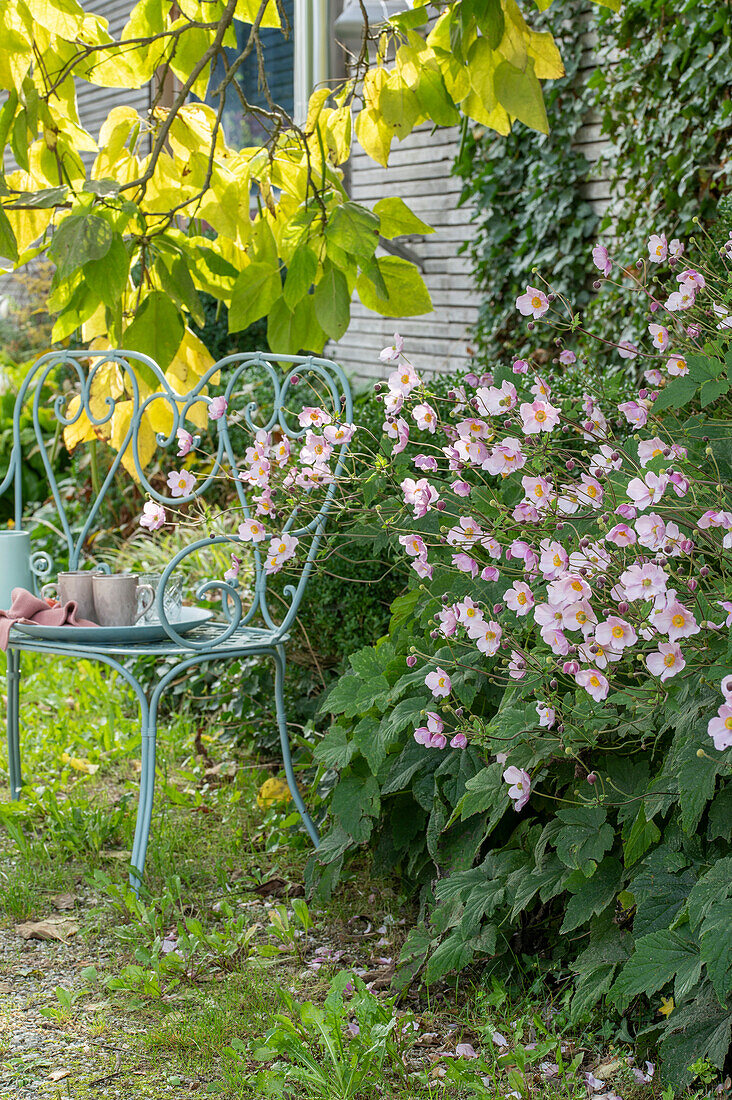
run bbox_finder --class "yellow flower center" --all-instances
[577,611,588,624]
[590,675,600,687]
[672,614,685,628]
[517,592,527,605]
[278,543,286,553]
[531,296,543,309]
[571,580,583,591]
[663,653,676,667]
[535,410,547,423]
[612,625,624,639]
[726,716,732,730]
[535,485,544,497]
[587,485,597,498]
[438,677,445,687]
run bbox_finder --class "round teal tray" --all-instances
[12,607,212,644]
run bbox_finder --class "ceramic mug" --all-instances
[92,573,154,628]
[42,570,100,622]
[0,530,33,611]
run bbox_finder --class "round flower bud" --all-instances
[406,655,417,667]
[586,772,597,785]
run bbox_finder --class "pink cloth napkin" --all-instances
[0,588,99,651]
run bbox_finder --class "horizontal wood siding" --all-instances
[327,123,481,386]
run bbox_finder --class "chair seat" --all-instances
[7,621,289,659]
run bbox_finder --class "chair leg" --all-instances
[6,649,22,800]
[273,647,319,847]
[129,716,158,896]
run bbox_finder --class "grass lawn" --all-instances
[0,652,669,1099]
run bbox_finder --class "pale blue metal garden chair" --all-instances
[1,349,352,891]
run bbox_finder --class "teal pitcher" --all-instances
[0,530,33,610]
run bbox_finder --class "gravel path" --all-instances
[0,925,158,1099]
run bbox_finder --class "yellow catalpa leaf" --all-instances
[235,0,280,28]
[63,395,98,451]
[60,752,99,775]
[110,400,157,480]
[659,996,675,1017]
[257,777,292,810]
[305,88,331,131]
[88,360,125,422]
[355,106,392,168]
[25,0,84,40]
[81,302,109,343]
[168,327,216,385]
[528,29,565,80]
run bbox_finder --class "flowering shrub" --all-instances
[309,228,732,1085]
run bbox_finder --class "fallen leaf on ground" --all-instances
[60,752,99,774]
[15,916,80,942]
[595,1060,623,1078]
[100,850,132,861]
[48,1069,72,1082]
[51,892,76,911]
[204,761,237,781]
[253,877,287,898]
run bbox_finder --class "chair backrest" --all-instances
[0,349,353,641]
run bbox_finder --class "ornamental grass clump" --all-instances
[310,226,732,1087]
